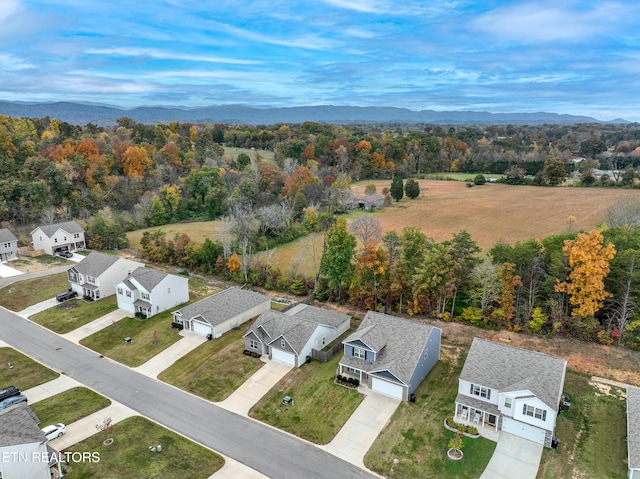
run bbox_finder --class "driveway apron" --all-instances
[133,332,207,378]
[479,432,544,479]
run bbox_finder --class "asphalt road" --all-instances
[0,307,377,479]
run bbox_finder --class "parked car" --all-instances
[57,251,73,258]
[41,423,66,440]
[56,290,78,302]
[0,394,27,410]
[0,385,20,402]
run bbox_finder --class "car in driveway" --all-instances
[0,394,27,410]
[56,290,78,302]
[0,385,20,401]
[57,251,74,258]
[41,423,66,440]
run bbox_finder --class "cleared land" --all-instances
[30,296,119,333]
[30,387,111,426]
[0,347,59,390]
[0,272,69,311]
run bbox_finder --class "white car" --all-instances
[41,423,66,440]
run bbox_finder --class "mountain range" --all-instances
[0,101,629,126]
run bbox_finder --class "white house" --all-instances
[116,267,189,317]
[454,338,567,447]
[0,403,63,479]
[627,385,640,479]
[67,251,144,300]
[30,221,86,255]
[173,287,271,338]
[243,304,351,367]
[0,228,18,262]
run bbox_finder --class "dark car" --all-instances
[0,385,20,402]
[0,394,27,410]
[56,290,78,302]
[57,251,73,258]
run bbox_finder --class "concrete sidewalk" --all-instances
[216,358,293,416]
[211,457,270,479]
[18,297,59,317]
[323,390,400,469]
[479,432,543,479]
[133,331,208,378]
[62,309,129,344]
[23,374,81,404]
[0,263,24,278]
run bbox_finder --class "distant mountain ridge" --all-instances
[0,101,629,126]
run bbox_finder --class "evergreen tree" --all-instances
[390,175,404,202]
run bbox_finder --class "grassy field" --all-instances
[0,272,69,311]
[0,347,59,390]
[61,416,224,479]
[30,387,111,426]
[158,317,265,402]
[30,296,119,333]
[423,172,502,182]
[224,146,275,164]
[126,221,222,250]
[249,354,364,445]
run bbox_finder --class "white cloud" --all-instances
[0,0,22,22]
[85,47,261,65]
[0,53,33,70]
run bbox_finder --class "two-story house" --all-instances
[338,311,441,401]
[116,266,189,317]
[455,338,567,447]
[67,251,144,300]
[0,228,18,262]
[30,221,86,256]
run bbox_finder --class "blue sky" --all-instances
[1,0,639,120]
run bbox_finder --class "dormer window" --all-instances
[353,347,366,359]
[280,338,286,348]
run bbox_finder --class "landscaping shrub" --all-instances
[171,322,184,330]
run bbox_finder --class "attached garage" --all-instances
[271,348,296,366]
[371,377,405,400]
[192,320,211,336]
[501,417,546,445]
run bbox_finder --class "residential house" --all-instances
[338,311,441,400]
[627,385,640,479]
[244,304,351,367]
[0,403,62,479]
[173,287,271,338]
[30,221,86,255]
[116,266,189,317]
[0,228,18,262]
[67,251,144,300]
[454,338,567,447]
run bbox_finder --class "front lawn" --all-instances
[0,272,68,311]
[30,296,118,333]
[249,354,364,444]
[61,416,224,479]
[364,345,496,479]
[158,317,264,401]
[0,347,59,390]
[30,387,111,426]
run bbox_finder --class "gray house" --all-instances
[30,220,86,255]
[0,228,18,262]
[339,311,441,400]
[628,385,640,479]
[67,251,144,300]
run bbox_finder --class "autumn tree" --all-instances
[542,157,567,186]
[555,230,616,318]
[498,262,522,327]
[282,166,319,198]
[349,240,389,310]
[122,145,150,177]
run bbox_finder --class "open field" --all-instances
[30,387,111,426]
[0,272,69,311]
[30,296,119,334]
[224,146,275,164]
[0,347,59,390]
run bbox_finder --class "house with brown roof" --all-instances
[116,266,189,317]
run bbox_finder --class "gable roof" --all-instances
[175,287,270,327]
[32,220,84,237]
[341,311,439,385]
[628,385,640,469]
[122,266,171,291]
[70,251,121,277]
[0,228,17,243]
[460,338,567,410]
[284,304,351,328]
[0,403,46,446]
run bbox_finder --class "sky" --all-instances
[1,0,639,121]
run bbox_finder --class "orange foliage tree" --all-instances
[281,166,319,197]
[227,253,241,273]
[122,145,149,177]
[498,262,522,327]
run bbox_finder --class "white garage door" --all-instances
[271,348,296,366]
[371,377,404,399]
[501,417,546,445]
[192,320,211,336]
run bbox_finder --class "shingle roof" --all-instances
[340,311,439,385]
[0,228,17,242]
[460,338,567,410]
[175,287,270,327]
[0,403,46,446]
[71,251,120,277]
[124,267,170,291]
[628,385,640,469]
[33,220,84,238]
[284,304,351,328]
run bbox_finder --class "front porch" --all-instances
[454,396,501,442]
[339,364,371,389]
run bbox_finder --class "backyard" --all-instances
[30,296,119,333]
[0,347,59,390]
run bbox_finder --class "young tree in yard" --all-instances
[319,217,356,301]
[390,175,404,202]
[404,178,420,199]
[555,230,616,318]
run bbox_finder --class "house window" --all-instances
[353,347,366,359]
[167,287,171,294]
[88,276,96,284]
[126,290,131,298]
[64,236,67,241]
[54,238,58,243]
[504,397,512,408]
[280,338,286,348]
[523,404,546,421]
[423,349,429,360]
[322,336,326,346]
[470,384,491,399]
[142,292,150,300]
[74,233,80,238]
[249,340,258,350]
[3,243,9,248]
[117,287,123,295]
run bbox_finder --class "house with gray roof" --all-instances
[244,304,351,367]
[627,385,640,479]
[0,403,63,479]
[174,287,271,338]
[116,266,189,317]
[338,311,441,400]
[30,220,86,255]
[455,338,567,447]
[0,228,18,262]
[67,251,144,300]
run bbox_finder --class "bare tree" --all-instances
[606,252,639,341]
[470,258,500,312]
[606,197,640,228]
[349,216,382,247]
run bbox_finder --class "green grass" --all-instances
[30,387,111,426]
[0,347,59,390]
[158,317,264,401]
[537,370,627,479]
[423,172,502,182]
[30,296,119,333]
[61,416,224,479]
[0,272,69,311]
[224,146,275,163]
[249,354,365,445]
[364,348,496,479]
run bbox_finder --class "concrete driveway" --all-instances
[23,374,81,403]
[18,297,60,317]
[0,262,23,278]
[479,432,544,479]
[133,331,207,378]
[62,309,129,344]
